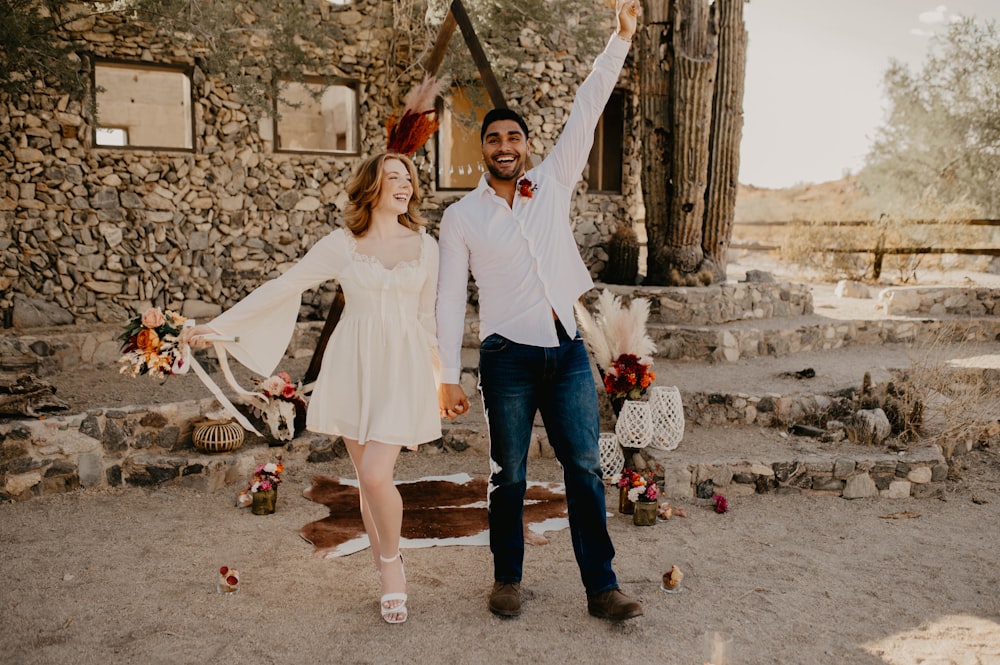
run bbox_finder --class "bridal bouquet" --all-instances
[118,307,188,379]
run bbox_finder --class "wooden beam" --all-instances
[450,0,507,109]
[424,10,458,76]
[304,0,511,384]
[303,290,345,385]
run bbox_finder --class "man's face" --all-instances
[481,119,530,183]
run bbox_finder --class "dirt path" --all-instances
[1,448,998,665]
[3,258,999,664]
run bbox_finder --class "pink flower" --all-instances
[281,383,297,399]
[713,494,728,514]
[141,307,166,329]
[260,375,285,396]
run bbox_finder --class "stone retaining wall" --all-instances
[0,395,953,502]
[653,317,1000,363]
[878,286,999,317]
[589,281,814,326]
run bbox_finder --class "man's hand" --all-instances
[616,0,641,42]
[439,383,470,421]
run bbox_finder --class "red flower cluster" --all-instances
[603,353,655,402]
[617,467,659,502]
[258,372,306,406]
[517,177,537,199]
[713,494,728,514]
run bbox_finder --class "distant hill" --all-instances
[735,176,877,223]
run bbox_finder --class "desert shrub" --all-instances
[890,324,1000,456]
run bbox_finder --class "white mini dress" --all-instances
[209,227,442,447]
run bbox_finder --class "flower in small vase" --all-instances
[628,481,659,503]
[574,290,658,407]
[249,455,284,494]
[603,353,656,403]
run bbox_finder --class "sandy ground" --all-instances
[3,256,1000,664]
[1,448,999,665]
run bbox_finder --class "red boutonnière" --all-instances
[517,177,538,199]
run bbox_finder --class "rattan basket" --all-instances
[192,419,245,453]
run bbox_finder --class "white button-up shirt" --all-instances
[436,35,631,384]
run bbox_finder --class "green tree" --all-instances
[861,17,1000,218]
[1,0,88,99]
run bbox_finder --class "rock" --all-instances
[742,270,775,283]
[843,473,878,499]
[11,294,75,328]
[846,409,891,446]
[834,280,870,299]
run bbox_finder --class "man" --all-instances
[436,0,643,621]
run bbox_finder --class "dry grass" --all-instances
[892,325,1000,457]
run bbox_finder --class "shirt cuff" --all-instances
[441,367,462,385]
[607,33,633,58]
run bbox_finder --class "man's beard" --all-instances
[485,157,524,182]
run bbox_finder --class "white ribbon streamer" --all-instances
[178,321,268,436]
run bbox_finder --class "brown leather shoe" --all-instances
[488,582,522,617]
[587,589,643,620]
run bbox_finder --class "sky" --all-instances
[739,0,1000,189]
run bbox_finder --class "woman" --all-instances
[189,153,440,624]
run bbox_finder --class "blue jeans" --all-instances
[478,327,618,596]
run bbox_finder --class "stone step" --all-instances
[647,315,1000,363]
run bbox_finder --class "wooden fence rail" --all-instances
[729,219,1000,278]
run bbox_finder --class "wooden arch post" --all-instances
[304,0,507,384]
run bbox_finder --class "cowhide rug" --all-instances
[300,473,569,558]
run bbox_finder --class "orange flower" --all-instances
[135,328,160,353]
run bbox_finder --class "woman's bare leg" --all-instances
[355,440,406,621]
[343,437,382,571]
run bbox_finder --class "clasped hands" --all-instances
[438,383,470,421]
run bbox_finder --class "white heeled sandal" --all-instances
[379,552,408,624]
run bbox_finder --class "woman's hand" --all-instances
[616,0,641,42]
[184,324,221,350]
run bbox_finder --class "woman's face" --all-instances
[373,158,413,216]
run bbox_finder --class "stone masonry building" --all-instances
[1,0,642,330]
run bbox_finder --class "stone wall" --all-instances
[877,286,999,317]
[1,0,640,328]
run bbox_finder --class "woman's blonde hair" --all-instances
[343,153,426,236]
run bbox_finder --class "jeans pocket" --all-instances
[480,333,509,353]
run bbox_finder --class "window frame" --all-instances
[92,59,195,152]
[272,76,361,156]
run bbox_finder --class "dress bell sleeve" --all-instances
[207,230,348,378]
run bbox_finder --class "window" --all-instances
[586,89,625,193]
[94,62,193,150]
[435,84,489,191]
[275,79,359,154]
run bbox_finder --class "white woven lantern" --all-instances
[598,432,625,479]
[615,400,651,449]
[648,386,685,451]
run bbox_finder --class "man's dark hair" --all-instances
[480,108,530,142]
